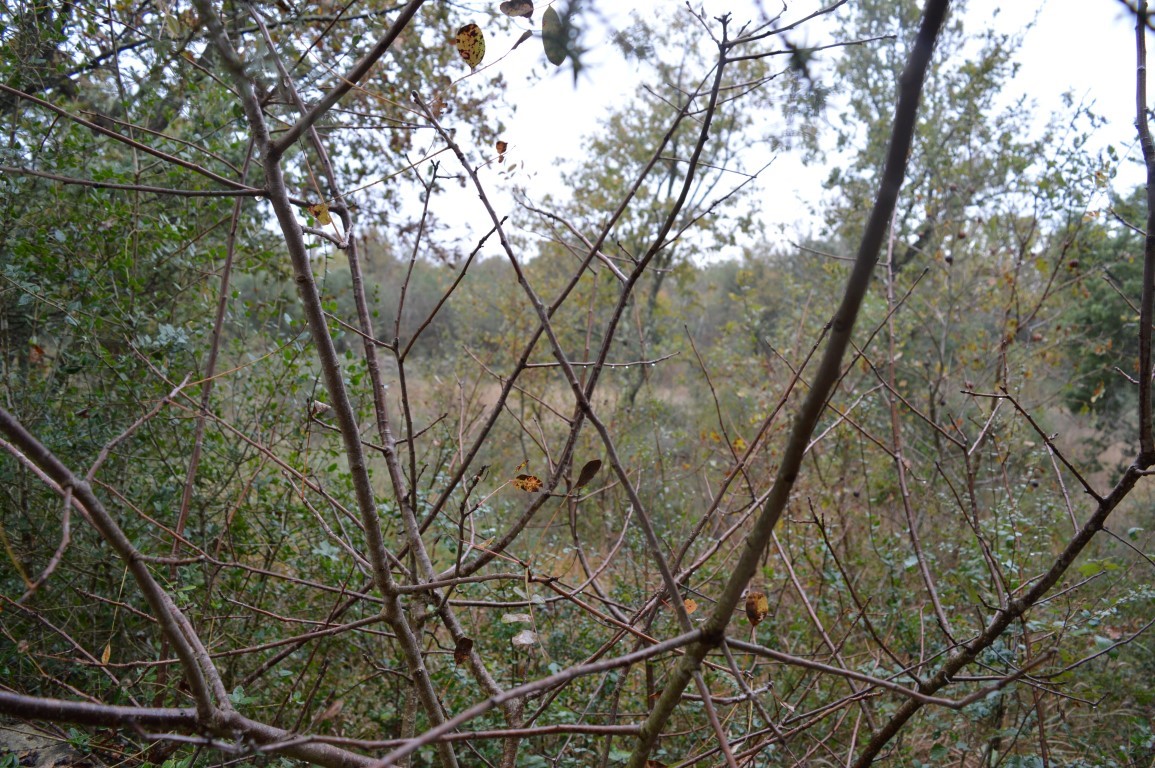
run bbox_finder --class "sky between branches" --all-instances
[420,0,1142,259]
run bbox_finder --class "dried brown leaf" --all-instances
[745,591,769,626]
[574,458,602,489]
[454,637,474,665]
[512,29,534,51]
[511,629,538,647]
[314,699,343,723]
[512,474,543,492]
[499,0,533,19]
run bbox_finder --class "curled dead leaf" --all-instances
[745,591,769,627]
[512,473,543,492]
[454,637,474,665]
[512,29,534,51]
[428,92,448,118]
[511,629,538,647]
[496,139,508,163]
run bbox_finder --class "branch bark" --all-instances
[1136,0,1155,459]
[626,2,951,765]
[191,3,459,765]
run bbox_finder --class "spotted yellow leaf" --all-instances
[455,23,485,70]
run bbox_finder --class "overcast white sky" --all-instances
[427,0,1145,254]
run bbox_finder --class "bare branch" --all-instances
[627,4,950,765]
[1137,0,1155,458]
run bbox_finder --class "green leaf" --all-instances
[229,686,257,705]
[542,7,566,66]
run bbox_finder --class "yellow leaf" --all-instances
[683,598,697,615]
[455,23,485,70]
[512,474,543,492]
[307,202,331,225]
[101,642,111,665]
[732,436,747,452]
[745,591,769,626]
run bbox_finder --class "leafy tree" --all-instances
[1064,185,1147,418]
